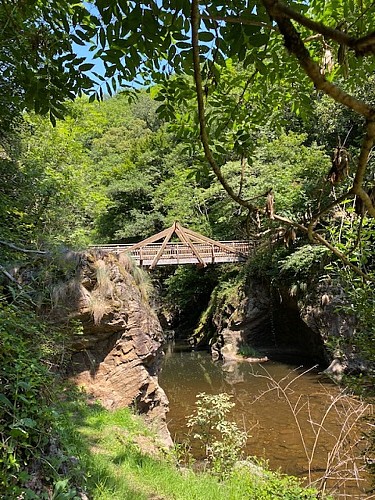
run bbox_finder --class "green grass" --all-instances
[61,392,324,500]
[238,344,263,358]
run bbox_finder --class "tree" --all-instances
[2,0,375,276]
[23,0,368,278]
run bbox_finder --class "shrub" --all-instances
[0,300,80,498]
[186,392,247,477]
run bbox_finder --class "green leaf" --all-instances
[19,418,37,428]
[248,33,269,47]
[99,27,106,48]
[70,34,86,46]
[255,59,267,75]
[199,32,215,42]
[10,427,28,439]
[215,144,228,154]
[176,42,191,49]
[105,82,112,96]
[79,63,95,72]
[0,393,13,409]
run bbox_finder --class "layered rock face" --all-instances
[209,276,365,374]
[209,279,327,364]
[298,279,367,378]
[56,252,171,445]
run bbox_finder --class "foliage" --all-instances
[50,0,373,287]
[0,111,107,250]
[1,0,374,275]
[0,0,97,129]
[279,245,329,279]
[186,392,247,476]
[231,464,324,500]
[202,132,331,235]
[63,393,321,499]
[0,300,81,498]
[322,211,375,382]
[0,0,374,490]
[238,345,263,358]
[326,271,375,398]
[278,244,330,297]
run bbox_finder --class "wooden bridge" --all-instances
[92,222,252,269]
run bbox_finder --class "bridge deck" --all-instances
[92,241,251,267]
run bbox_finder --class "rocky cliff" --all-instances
[201,278,329,366]
[298,277,368,379]
[204,274,369,379]
[54,251,172,446]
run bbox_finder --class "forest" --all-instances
[0,0,374,498]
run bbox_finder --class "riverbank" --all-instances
[62,390,323,499]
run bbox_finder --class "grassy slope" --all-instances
[63,396,322,500]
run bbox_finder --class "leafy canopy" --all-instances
[2,0,375,278]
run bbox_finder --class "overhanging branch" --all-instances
[0,239,48,255]
[261,0,375,218]
[262,0,375,119]
[191,0,374,282]
[274,1,354,45]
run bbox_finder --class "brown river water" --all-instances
[159,342,373,499]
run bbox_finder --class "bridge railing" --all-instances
[90,240,254,266]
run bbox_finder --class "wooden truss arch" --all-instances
[124,221,249,269]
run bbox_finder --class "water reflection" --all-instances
[160,342,371,499]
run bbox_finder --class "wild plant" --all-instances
[186,392,247,477]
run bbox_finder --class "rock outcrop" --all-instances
[206,274,368,377]
[206,279,328,365]
[54,251,172,446]
[298,278,368,379]
[210,281,272,362]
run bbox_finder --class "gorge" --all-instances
[51,247,371,499]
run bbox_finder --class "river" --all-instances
[159,342,372,499]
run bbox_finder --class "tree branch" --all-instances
[0,240,48,255]
[267,0,375,57]
[351,121,375,193]
[191,0,374,282]
[261,0,375,120]
[0,264,22,289]
[273,1,354,46]
[348,120,375,217]
[191,0,256,212]
[352,30,375,56]
[204,0,375,57]
[262,0,375,219]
